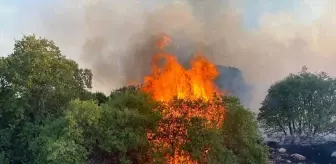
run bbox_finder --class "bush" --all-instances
[222,96,269,164]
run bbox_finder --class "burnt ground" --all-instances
[268,141,336,164]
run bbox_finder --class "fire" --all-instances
[142,34,225,164]
[142,34,220,102]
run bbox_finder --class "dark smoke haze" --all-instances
[18,0,336,111]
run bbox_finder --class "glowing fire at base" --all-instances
[142,34,225,164]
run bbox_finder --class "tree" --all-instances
[92,92,108,106]
[99,87,161,163]
[3,35,92,121]
[183,116,238,164]
[0,35,93,163]
[258,66,336,137]
[31,100,101,164]
[222,96,269,164]
[34,87,161,164]
[26,99,100,164]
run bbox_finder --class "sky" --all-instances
[0,0,332,110]
[242,0,298,29]
[0,0,327,56]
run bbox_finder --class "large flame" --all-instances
[142,34,225,164]
[142,34,220,102]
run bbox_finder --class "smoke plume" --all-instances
[17,0,336,111]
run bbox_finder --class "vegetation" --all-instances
[0,35,268,163]
[258,66,336,137]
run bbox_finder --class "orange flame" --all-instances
[142,34,225,164]
[142,35,220,102]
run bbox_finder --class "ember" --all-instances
[142,34,226,164]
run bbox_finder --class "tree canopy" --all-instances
[0,35,94,163]
[258,66,336,137]
[0,35,268,164]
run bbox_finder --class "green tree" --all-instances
[96,86,161,164]
[4,35,92,121]
[0,151,9,164]
[92,92,108,106]
[258,66,336,137]
[31,100,100,164]
[222,96,269,164]
[183,117,237,164]
[0,57,24,161]
[0,35,93,163]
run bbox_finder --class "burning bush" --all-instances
[99,87,268,164]
[147,98,225,164]
[31,85,268,164]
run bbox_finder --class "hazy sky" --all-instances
[0,0,332,110]
[0,0,326,56]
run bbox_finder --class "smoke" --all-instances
[21,0,336,111]
[215,66,252,107]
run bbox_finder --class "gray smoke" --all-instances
[16,0,336,111]
[215,66,252,107]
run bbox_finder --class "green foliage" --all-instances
[97,86,161,163]
[33,87,161,164]
[258,66,336,136]
[92,92,108,105]
[183,117,237,164]
[4,35,92,121]
[31,100,101,164]
[109,85,140,99]
[0,151,9,164]
[0,35,94,163]
[222,96,269,164]
[65,100,101,146]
